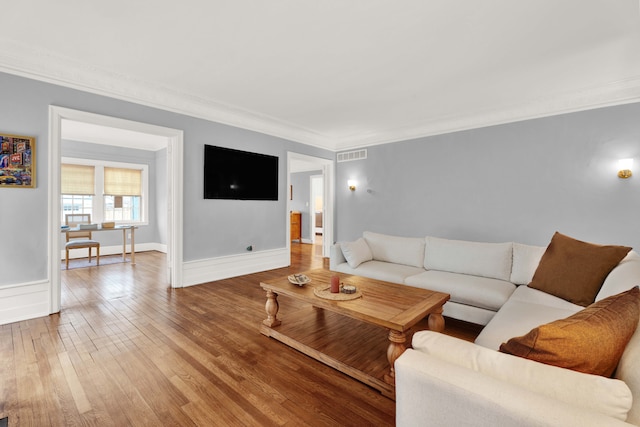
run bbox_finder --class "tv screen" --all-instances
[204,145,279,200]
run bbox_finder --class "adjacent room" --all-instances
[1,1,639,426]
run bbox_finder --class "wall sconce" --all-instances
[348,179,357,191]
[618,158,633,179]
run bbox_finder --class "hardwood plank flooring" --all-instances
[1,242,481,426]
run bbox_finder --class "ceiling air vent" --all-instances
[337,149,367,163]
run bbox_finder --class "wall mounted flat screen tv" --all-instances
[204,145,279,200]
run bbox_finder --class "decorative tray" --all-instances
[313,286,362,301]
[288,274,311,286]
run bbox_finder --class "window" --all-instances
[104,195,141,221]
[61,164,95,218]
[103,167,142,222]
[62,194,93,215]
[61,158,148,225]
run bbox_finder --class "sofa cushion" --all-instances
[510,243,545,285]
[424,236,513,281]
[475,286,583,350]
[510,284,587,310]
[528,232,631,306]
[363,231,425,268]
[500,287,640,377]
[412,331,633,421]
[333,260,425,284]
[596,251,640,301]
[439,301,497,326]
[405,270,515,312]
[339,238,373,268]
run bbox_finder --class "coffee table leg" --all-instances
[263,290,281,327]
[384,330,407,385]
[428,306,445,332]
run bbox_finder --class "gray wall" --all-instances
[60,139,163,248]
[0,71,332,286]
[291,170,322,241]
[336,102,640,250]
[3,67,639,288]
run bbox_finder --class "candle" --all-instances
[331,275,340,293]
[342,285,356,294]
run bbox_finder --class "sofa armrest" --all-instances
[411,331,632,420]
[395,349,634,427]
[329,243,345,271]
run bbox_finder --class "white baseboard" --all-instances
[0,280,50,325]
[182,247,289,287]
[60,242,166,260]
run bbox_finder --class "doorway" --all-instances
[287,152,334,261]
[48,106,184,314]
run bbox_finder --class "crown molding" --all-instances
[0,38,334,150]
[1,38,638,153]
[334,76,640,151]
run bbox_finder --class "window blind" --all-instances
[104,167,142,196]
[61,164,95,195]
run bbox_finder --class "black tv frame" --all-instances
[203,145,279,201]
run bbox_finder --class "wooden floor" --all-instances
[1,242,481,426]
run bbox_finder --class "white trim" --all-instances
[182,248,289,287]
[309,174,324,240]
[60,243,165,261]
[331,77,640,151]
[0,39,329,150]
[49,106,185,316]
[0,279,50,325]
[167,132,184,288]
[49,107,62,313]
[323,161,335,258]
[3,39,640,151]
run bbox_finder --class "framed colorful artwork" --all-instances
[0,133,35,188]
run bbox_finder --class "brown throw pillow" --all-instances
[499,286,640,377]
[528,232,631,306]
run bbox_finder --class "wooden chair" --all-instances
[65,214,100,269]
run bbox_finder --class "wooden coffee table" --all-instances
[259,269,449,398]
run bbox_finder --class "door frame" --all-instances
[48,106,184,313]
[309,174,324,239]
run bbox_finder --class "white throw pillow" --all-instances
[413,331,633,421]
[424,236,513,281]
[510,243,546,285]
[340,238,373,268]
[363,231,425,268]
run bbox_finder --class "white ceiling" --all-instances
[2,1,640,151]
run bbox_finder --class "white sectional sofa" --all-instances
[330,231,640,426]
[330,231,544,325]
